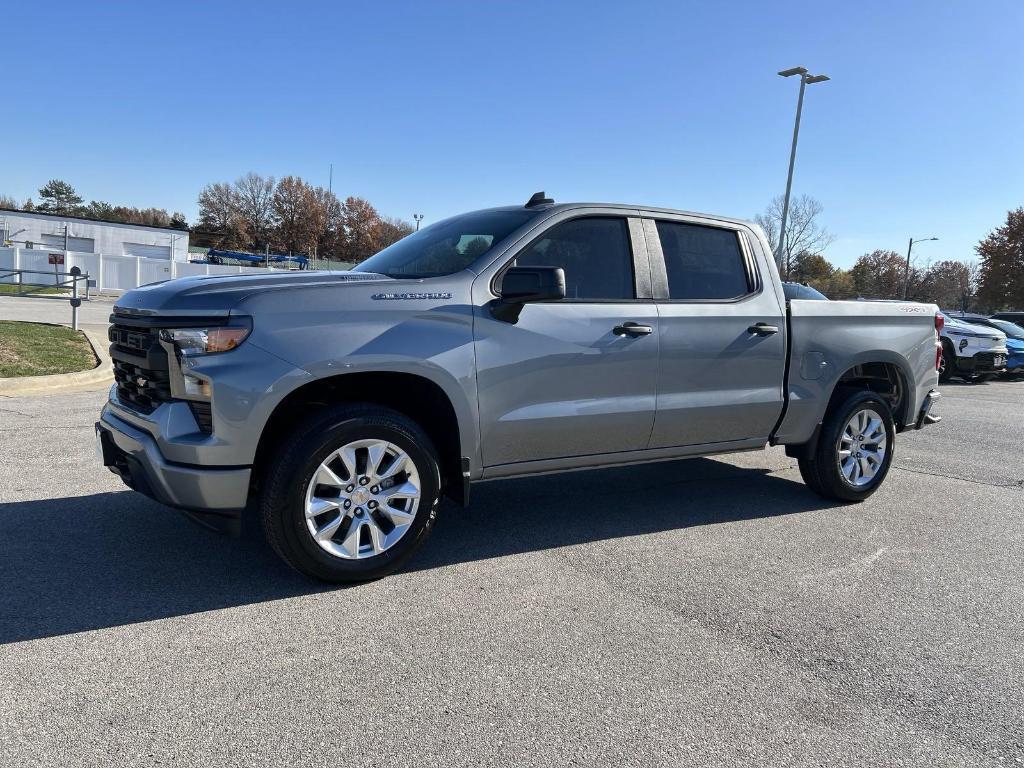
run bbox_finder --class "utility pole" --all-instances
[775,67,830,275]
[329,164,333,196]
[413,213,424,231]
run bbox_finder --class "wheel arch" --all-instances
[251,370,473,506]
[829,359,911,426]
[785,356,912,460]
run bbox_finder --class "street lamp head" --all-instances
[805,74,830,84]
[778,66,808,78]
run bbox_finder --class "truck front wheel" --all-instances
[797,390,895,503]
[259,404,441,583]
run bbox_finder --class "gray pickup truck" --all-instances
[97,193,942,582]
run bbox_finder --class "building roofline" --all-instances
[0,206,189,233]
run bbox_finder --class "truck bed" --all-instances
[773,299,940,446]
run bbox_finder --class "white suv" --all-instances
[939,313,1008,382]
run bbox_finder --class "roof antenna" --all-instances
[525,191,554,208]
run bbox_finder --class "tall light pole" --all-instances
[903,236,938,299]
[413,213,424,231]
[776,66,830,275]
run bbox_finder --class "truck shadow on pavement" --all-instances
[0,457,838,644]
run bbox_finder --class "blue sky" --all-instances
[3,1,1021,267]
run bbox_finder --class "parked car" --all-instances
[96,194,943,583]
[945,313,1024,375]
[782,282,829,301]
[991,311,1024,326]
[938,313,1008,382]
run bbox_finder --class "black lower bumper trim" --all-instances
[96,422,241,536]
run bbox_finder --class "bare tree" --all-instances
[0,193,18,209]
[233,173,276,252]
[755,194,835,279]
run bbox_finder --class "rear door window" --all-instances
[655,221,752,301]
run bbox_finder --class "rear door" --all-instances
[644,216,786,448]
[473,213,660,467]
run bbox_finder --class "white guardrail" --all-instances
[0,246,293,294]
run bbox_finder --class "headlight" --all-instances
[160,318,252,357]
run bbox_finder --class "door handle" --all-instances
[748,322,779,336]
[613,322,654,337]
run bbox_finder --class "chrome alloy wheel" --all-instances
[304,439,421,559]
[837,407,887,487]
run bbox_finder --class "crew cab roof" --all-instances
[481,202,758,229]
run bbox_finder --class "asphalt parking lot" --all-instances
[1,301,1022,766]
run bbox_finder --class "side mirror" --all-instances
[491,266,565,323]
[499,266,566,303]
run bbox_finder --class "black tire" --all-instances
[798,389,896,503]
[797,453,825,495]
[938,340,956,383]
[259,404,441,583]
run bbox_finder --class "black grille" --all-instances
[188,402,213,434]
[109,320,171,413]
[973,351,1006,372]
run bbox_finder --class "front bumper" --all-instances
[97,409,250,534]
[956,350,1008,374]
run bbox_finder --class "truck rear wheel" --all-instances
[259,404,441,583]
[797,390,895,503]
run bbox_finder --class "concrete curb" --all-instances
[0,325,113,397]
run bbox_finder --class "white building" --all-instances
[0,207,189,261]
[0,207,296,293]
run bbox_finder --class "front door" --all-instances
[474,215,659,467]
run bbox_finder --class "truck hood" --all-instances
[113,270,390,317]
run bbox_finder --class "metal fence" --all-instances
[0,266,91,329]
[307,258,357,272]
[0,267,90,298]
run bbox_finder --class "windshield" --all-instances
[990,319,1024,339]
[353,209,541,278]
